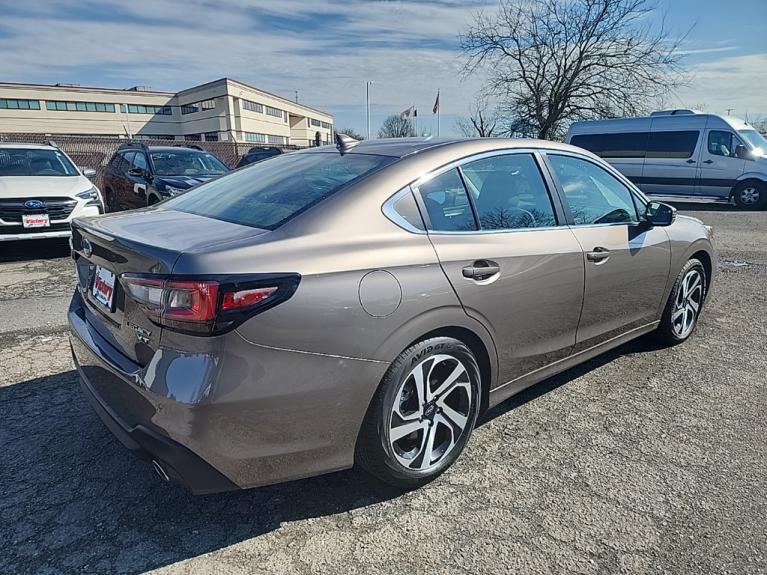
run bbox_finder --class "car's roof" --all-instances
[0,143,58,150]
[299,137,581,158]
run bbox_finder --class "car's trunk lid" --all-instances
[71,208,268,365]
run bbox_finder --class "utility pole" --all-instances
[366,81,374,139]
[295,90,299,104]
[726,108,734,116]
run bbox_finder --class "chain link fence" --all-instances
[0,133,301,190]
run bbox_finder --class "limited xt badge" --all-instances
[126,321,152,344]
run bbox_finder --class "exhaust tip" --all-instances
[152,459,170,482]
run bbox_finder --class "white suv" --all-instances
[0,143,103,241]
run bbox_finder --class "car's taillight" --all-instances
[120,273,299,335]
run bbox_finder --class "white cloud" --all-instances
[674,53,767,117]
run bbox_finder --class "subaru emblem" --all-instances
[24,199,44,209]
[82,238,93,257]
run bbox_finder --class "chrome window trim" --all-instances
[424,224,565,236]
[381,186,427,234]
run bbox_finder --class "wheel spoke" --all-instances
[390,419,427,443]
[688,274,701,294]
[411,362,429,405]
[418,423,438,470]
[672,306,686,321]
[688,298,700,312]
[439,403,468,430]
[432,363,467,398]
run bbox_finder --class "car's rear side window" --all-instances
[416,169,476,232]
[164,152,396,229]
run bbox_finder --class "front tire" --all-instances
[654,258,706,346]
[356,337,481,489]
[732,181,766,210]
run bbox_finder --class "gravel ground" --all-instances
[1,205,765,575]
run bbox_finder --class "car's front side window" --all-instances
[460,153,557,230]
[547,154,640,226]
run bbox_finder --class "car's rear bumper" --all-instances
[68,290,388,493]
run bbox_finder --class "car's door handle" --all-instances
[586,247,610,263]
[462,260,500,280]
[703,159,714,164]
[686,159,696,164]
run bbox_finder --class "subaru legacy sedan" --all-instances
[68,137,715,493]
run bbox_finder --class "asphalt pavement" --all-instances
[1,205,765,575]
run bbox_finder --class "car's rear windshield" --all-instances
[0,148,79,176]
[164,152,396,229]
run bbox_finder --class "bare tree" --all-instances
[461,0,687,140]
[335,127,365,140]
[378,115,416,138]
[456,98,500,137]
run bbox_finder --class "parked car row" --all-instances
[0,142,289,241]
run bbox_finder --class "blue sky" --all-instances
[0,0,765,135]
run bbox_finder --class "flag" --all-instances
[432,91,440,114]
[400,106,414,118]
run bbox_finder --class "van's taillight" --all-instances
[120,274,299,335]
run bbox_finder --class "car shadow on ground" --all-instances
[0,238,71,263]
[1,335,662,574]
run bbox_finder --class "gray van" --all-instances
[566,110,767,208]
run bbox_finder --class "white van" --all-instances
[566,110,767,209]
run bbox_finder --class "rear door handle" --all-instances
[586,247,610,264]
[462,260,500,280]
[703,160,714,164]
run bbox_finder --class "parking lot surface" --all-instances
[1,205,765,575]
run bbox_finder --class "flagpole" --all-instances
[437,89,441,137]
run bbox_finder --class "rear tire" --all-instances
[654,258,707,346]
[732,181,766,210]
[356,337,481,489]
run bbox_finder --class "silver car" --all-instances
[68,137,715,493]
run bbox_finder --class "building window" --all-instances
[284,111,289,122]
[243,100,263,113]
[244,132,267,143]
[46,100,115,113]
[185,134,202,141]
[181,99,216,114]
[267,135,285,144]
[265,105,282,118]
[321,121,331,129]
[204,132,219,142]
[0,98,41,110]
[123,104,172,115]
[310,119,322,127]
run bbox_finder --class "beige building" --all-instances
[0,78,333,147]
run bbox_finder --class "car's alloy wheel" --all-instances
[655,258,707,345]
[356,337,481,489]
[389,354,473,472]
[671,268,703,339]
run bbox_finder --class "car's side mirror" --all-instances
[645,201,675,227]
[128,167,149,179]
[734,144,748,159]
[81,167,97,179]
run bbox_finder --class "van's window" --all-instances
[738,129,767,154]
[417,169,476,232]
[570,132,648,158]
[460,154,557,230]
[647,130,699,158]
[165,152,396,230]
[708,130,740,157]
[0,148,79,177]
[548,155,639,225]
